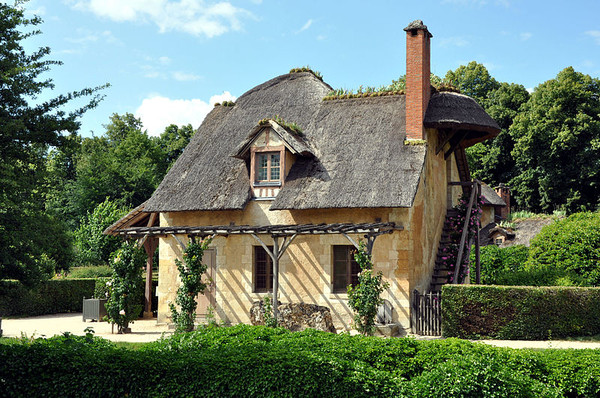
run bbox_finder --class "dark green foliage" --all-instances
[347,243,389,336]
[526,212,600,286]
[106,242,145,333]
[0,2,105,284]
[0,279,95,316]
[442,284,600,339]
[66,265,113,279]
[67,113,168,223]
[6,325,600,397]
[73,198,128,266]
[169,238,212,333]
[155,123,195,169]
[474,244,535,285]
[510,67,600,214]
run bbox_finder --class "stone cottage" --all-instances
[106,20,500,333]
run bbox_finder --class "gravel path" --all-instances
[3,314,600,348]
[1,313,172,343]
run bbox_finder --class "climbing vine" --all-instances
[347,242,390,336]
[170,237,213,333]
[106,241,145,333]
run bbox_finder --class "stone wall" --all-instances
[249,301,336,333]
[157,205,413,331]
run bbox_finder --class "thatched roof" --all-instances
[103,201,159,236]
[480,183,506,207]
[424,92,500,147]
[144,72,497,213]
[232,119,314,160]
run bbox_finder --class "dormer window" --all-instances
[231,118,315,200]
[256,152,281,183]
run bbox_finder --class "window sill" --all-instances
[253,181,282,187]
[329,293,349,300]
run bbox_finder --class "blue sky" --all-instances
[21,0,600,137]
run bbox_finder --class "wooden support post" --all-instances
[143,238,158,318]
[272,236,280,321]
[475,181,482,284]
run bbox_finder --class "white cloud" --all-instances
[297,19,313,33]
[135,92,237,136]
[586,30,600,45]
[69,0,253,38]
[172,71,203,81]
[520,32,532,41]
[439,36,469,47]
[65,29,120,45]
[158,56,171,65]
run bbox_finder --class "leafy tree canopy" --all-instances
[0,1,105,284]
[510,67,600,214]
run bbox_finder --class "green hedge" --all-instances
[0,279,96,317]
[3,326,600,397]
[442,284,600,339]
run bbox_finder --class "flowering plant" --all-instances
[439,193,483,284]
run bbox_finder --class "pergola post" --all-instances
[272,236,280,320]
[142,237,158,318]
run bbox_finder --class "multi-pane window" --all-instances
[332,245,361,293]
[254,246,273,292]
[256,152,281,183]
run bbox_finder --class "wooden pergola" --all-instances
[115,222,404,319]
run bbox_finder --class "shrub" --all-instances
[9,326,600,396]
[526,211,600,286]
[65,265,113,279]
[475,244,530,284]
[0,279,96,316]
[442,284,600,339]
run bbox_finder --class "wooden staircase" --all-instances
[429,208,459,292]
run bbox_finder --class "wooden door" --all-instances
[196,249,216,317]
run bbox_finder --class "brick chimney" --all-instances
[495,184,511,220]
[404,20,432,140]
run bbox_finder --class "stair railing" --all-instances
[452,180,481,284]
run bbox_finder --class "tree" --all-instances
[156,124,195,169]
[67,113,168,223]
[466,82,530,186]
[444,61,500,108]
[0,2,105,284]
[510,67,600,214]
[73,198,128,266]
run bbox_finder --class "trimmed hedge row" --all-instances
[442,284,600,339]
[2,325,600,397]
[0,279,96,317]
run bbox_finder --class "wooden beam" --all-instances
[143,238,158,318]
[272,237,280,321]
[147,212,158,227]
[435,128,456,155]
[444,131,468,159]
